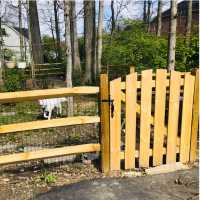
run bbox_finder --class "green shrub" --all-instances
[42,35,65,63]
[40,171,57,184]
[3,48,14,61]
[102,20,198,72]
[4,68,25,92]
[176,36,199,71]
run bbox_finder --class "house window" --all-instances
[0,28,7,36]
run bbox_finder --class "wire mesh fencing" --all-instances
[0,94,100,171]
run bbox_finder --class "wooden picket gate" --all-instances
[100,69,199,172]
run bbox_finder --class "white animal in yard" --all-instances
[39,98,67,120]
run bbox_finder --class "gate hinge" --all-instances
[101,99,114,103]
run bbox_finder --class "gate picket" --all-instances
[180,74,195,163]
[166,71,181,164]
[125,73,137,169]
[110,78,121,171]
[190,70,199,162]
[139,70,152,168]
[153,69,167,166]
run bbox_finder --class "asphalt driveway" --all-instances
[35,167,198,200]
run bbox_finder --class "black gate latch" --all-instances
[101,99,114,118]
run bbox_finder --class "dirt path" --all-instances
[0,162,103,200]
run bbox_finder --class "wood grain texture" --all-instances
[190,70,199,162]
[120,146,180,159]
[100,74,110,173]
[0,116,100,134]
[153,69,167,166]
[166,71,181,164]
[0,87,99,103]
[139,70,152,168]
[125,73,137,169]
[180,74,195,163]
[110,78,121,171]
[121,77,185,90]
[0,143,100,165]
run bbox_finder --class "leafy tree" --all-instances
[4,68,25,92]
[102,20,198,72]
[176,36,199,71]
[102,21,167,71]
[42,35,57,63]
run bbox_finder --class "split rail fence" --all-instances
[0,87,100,165]
[0,69,199,174]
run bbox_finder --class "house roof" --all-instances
[2,23,29,40]
[13,27,29,39]
[152,0,199,23]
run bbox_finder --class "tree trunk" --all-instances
[50,16,57,55]
[147,0,151,32]
[26,2,35,80]
[185,0,192,45]
[156,0,162,36]
[18,0,24,61]
[111,0,115,34]
[83,1,93,84]
[64,0,73,116]
[69,1,81,75]
[53,0,61,61]
[167,0,177,71]
[28,0,43,65]
[143,0,147,23]
[97,0,104,76]
[91,0,96,82]
[0,10,3,86]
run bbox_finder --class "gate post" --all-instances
[129,65,135,74]
[100,73,110,173]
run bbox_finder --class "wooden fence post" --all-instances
[129,65,135,74]
[100,73,110,173]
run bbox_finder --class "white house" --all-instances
[2,24,31,63]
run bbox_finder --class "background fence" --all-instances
[0,87,100,170]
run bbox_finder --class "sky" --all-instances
[1,0,184,38]
[37,0,173,37]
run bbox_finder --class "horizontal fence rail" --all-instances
[0,87,99,103]
[0,144,100,165]
[0,116,100,134]
[0,86,100,166]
